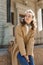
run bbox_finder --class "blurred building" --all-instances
[0,0,43,65]
[11,0,43,44]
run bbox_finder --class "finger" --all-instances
[27,59,30,62]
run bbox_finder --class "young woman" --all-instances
[13,9,37,65]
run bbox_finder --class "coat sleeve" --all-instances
[15,26,26,56]
[28,29,36,45]
[26,29,36,56]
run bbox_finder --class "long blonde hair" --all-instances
[25,9,37,30]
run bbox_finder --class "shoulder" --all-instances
[15,23,22,33]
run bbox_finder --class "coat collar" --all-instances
[21,24,32,37]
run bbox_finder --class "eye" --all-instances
[28,15,31,18]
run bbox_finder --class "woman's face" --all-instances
[24,13,33,24]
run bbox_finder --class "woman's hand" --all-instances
[23,55,30,62]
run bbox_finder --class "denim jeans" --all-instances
[17,52,35,65]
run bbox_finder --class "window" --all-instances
[11,12,15,36]
[7,0,11,23]
[42,9,43,28]
[37,9,42,31]
[0,0,11,48]
[11,12,14,25]
[19,14,25,21]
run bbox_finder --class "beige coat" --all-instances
[11,23,36,65]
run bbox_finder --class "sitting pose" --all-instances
[12,9,37,65]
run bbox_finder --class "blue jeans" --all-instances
[17,52,35,65]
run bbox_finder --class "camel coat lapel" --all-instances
[21,25,33,43]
